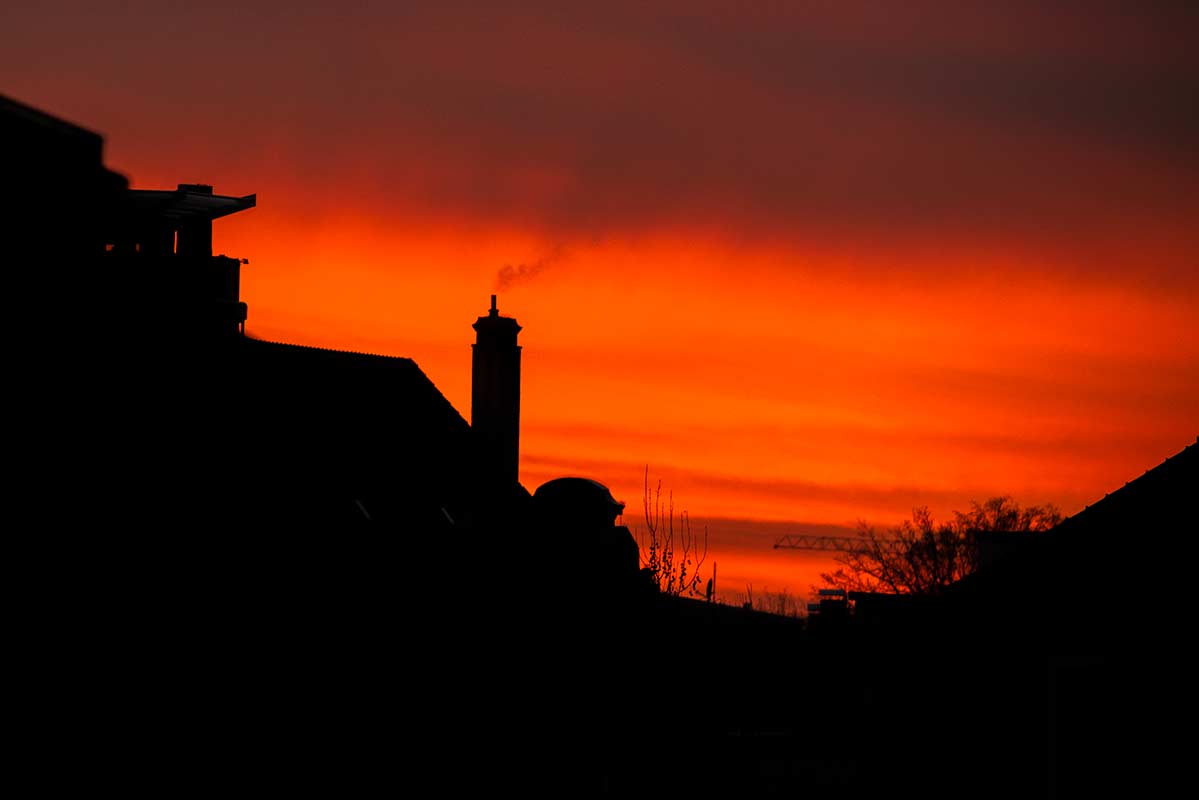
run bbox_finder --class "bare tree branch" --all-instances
[819,497,1060,597]
[637,466,712,598]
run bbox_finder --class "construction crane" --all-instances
[773,534,904,553]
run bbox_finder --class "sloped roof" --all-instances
[237,337,469,430]
[942,436,1196,643]
[1051,435,1195,546]
[220,337,478,526]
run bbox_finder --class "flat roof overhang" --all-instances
[125,187,256,223]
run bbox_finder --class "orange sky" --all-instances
[7,2,1196,601]
[220,217,1195,599]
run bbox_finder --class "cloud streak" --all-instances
[5,2,1196,596]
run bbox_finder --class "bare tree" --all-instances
[637,467,711,597]
[953,495,1061,536]
[820,497,1061,596]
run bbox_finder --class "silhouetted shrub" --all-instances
[636,467,711,598]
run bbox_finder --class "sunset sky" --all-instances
[7,2,1196,600]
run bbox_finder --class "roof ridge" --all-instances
[1063,434,1196,521]
[246,336,415,363]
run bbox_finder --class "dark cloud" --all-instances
[5,2,1197,277]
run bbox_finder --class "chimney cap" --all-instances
[474,294,521,335]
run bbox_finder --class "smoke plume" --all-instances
[494,247,567,291]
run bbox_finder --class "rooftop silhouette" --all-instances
[7,90,1190,797]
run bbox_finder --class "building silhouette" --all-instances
[8,90,1192,797]
[4,91,642,585]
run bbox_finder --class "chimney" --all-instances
[472,294,522,487]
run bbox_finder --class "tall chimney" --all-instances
[472,294,522,488]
